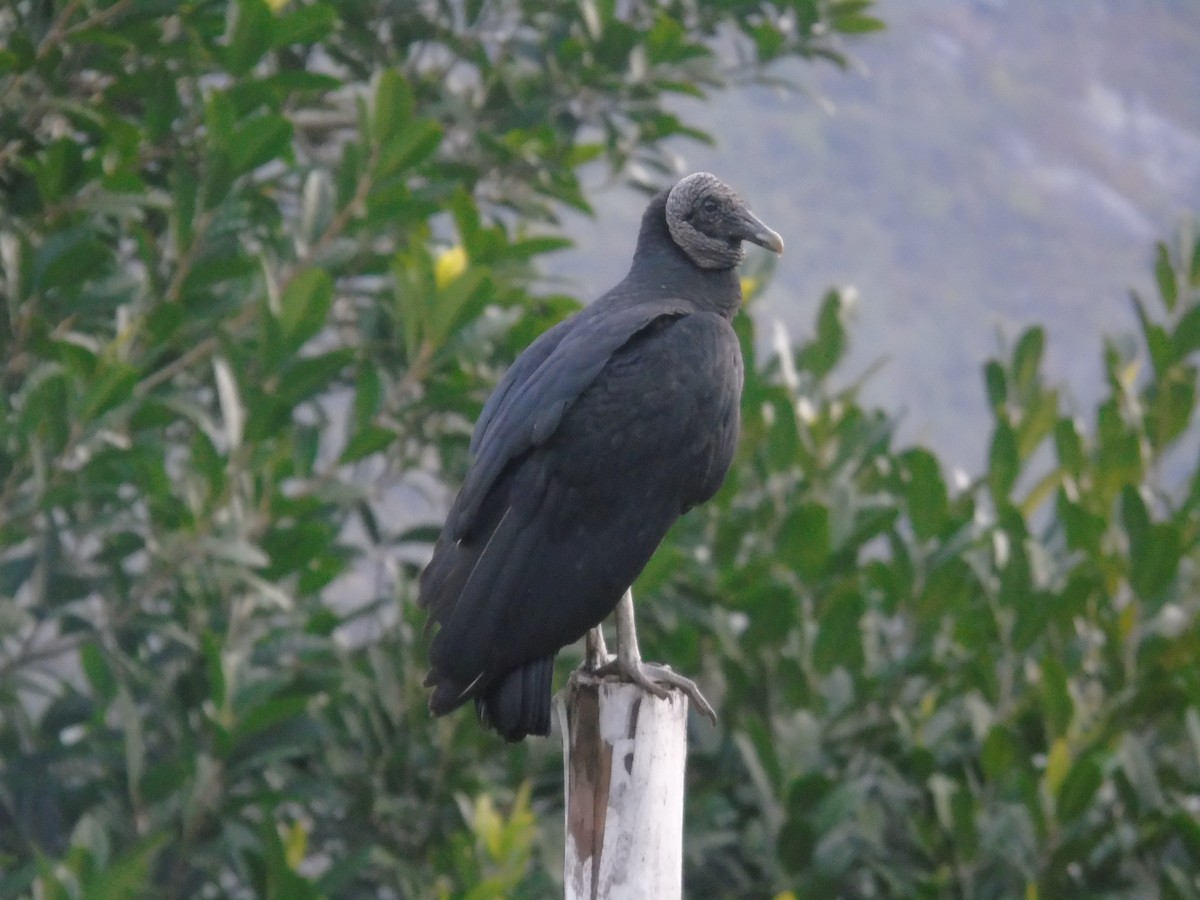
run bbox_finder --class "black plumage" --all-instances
[419,172,784,741]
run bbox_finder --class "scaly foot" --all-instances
[584,625,612,671]
[594,656,717,724]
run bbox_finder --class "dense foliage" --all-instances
[663,234,1200,896]
[2,2,1198,899]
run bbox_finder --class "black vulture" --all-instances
[419,172,784,741]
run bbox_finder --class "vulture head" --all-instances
[665,172,785,270]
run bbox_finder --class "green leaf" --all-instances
[201,149,235,209]
[740,581,798,651]
[80,834,167,900]
[27,137,86,205]
[1121,486,1181,607]
[80,642,117,702]
[53,338,97,380]
[0,553,37,597]
[82,363,140,419]
[1057,490,1105,554]
[645,12,709,65]
[117,686,146,795]
[243,389,292,441]
[373,68,414,145]
[812,589,864,674]
[391,247,434,359]
[1053,417,1085,473]
[204,90,237,149]
[230,114,293,174]
[1016,388,1058,459]
[253,817,323,900]
[831,13,885,33]
[141,67,183,142]
[259,300,286,373]
[981,725,1019,781]
[1172,304,1200,358]
[1012,326,1044,395]
[259,71,342,94]
[779,772,830,874]
[899,448,948,540]
[226,0,274,76]
[1155,241,1177,312]
[170,164,198,252]
[429,268,487,348]
[1122,485,1150,562]
[202,632,227,711]
[828,0,885,35]
[764,391,801,473]
[1190,232,1200,288]
[746,21,785,60]
[1040,655,1072,737]
[1057,753,1102,821]
[33,227,110,293]
[262,522,334,578]
[798,290,846,378]
[280,268,334,350]
[352,365,382,431]
[1145,364,1196,450]
[983,359,1007,411]
[918,557,974,620]
[334,141,363,208]
[376,118,443,178]
[450,189,483,248]
[1044,736,1071,799]
[1132,292,1173,374]
[190,426,225,498]
[502,236,575,260]
[1096,398,1143,489]
[779,502,830,580]
[341,425,395,463]
[277,350,354,406]
[20,366,70,452]
[271,3,337,47]
[988,419,1019,503]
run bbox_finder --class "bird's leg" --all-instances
[596,589,717,724]
[584,625,611,671]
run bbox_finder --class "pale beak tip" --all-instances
[753,229,782,256]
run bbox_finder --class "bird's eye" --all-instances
[701,197,719,215]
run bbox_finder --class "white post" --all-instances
[556,672,689,900]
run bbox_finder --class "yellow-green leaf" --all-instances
[1044,737,1070,799]
[473,793,503,860]
[284,820,308,869]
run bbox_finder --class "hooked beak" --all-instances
[734,207,785,254]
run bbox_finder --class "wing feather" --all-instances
[447,302,689,540]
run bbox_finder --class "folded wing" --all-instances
[419,310,742,737]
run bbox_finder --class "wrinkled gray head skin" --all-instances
[665,172,785,270]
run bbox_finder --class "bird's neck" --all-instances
[624,251,742,318]
[618,191,743,318]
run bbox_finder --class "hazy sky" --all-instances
[553,0,1200,468]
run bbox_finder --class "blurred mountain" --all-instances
[549,0,1200,468]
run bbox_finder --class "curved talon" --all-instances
[595,657,669,699]
[642,663,718,724]
[584,588,719,725]
[595,657,718,725]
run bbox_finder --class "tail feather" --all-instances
[428,668,487,716]
[475,657,556,741]
[420,487,548,725]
